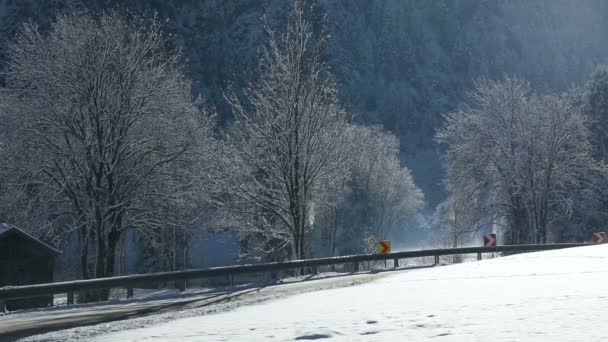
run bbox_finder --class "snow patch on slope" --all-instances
[84,244,608,341]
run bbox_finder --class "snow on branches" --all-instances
[436,77,605,244]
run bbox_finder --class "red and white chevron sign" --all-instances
[593,232,606,244]
[483,233,497,247]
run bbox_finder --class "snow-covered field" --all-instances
[12,245,608,341]
[9,272,383,342]
[86,244,608,341]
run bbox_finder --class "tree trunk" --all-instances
[96,226,109,301]
[330,208,337,258]
[80,228,90,280]
[508,206,529,245]
[79,225,107,303]
[298,227,305,260]
[105,229,120,279]
[119,232,127,275]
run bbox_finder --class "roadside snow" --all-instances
[86,244,608,341]
[11,272,383,341]
[4,271,363,321]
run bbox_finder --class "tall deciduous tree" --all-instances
[0,10,213,294]
[436,77,602,244]
[434,192,486,248]
[585,65,608,161]
[339,124,423,253]
[220,1,350,261]
[574,66,608,241]
[311,124,424,258]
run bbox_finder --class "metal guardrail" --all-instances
[0,243,590,303]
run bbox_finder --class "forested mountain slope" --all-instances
[2,0,607,206]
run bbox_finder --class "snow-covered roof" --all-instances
[0,223,62,255]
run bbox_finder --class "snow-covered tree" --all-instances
[556,66,608,241]
[585,65,608,161]
[436,77,603,244]
[219,1,350,261]
[313,124,424,256]
[0,10,215,294]
[434,193,484,248]
[347,125,423,242]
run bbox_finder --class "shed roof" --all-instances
[0,223,62,255]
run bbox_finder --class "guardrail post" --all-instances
[434,255,439,266]
[127,287,134,299]
[311,265,318,275]
[477,252,482,261]
[393,258,399,268]
[353,262,359,272]
[67,292,74,305]
[229,273,234,286]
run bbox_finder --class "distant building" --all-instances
[0,223,61,311]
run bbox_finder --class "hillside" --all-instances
[2,0,608,205]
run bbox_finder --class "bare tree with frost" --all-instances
[436,77,603,244]
[434,192,486,248]
[308,124,424,258]
[342,125,423,250]
[0,10,214,296]
[586,65,608,161]
[572,67,608,240]
[220,1,350,261]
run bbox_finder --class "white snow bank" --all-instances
[90,244,608,341]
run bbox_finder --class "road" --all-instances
[0,271,387,341]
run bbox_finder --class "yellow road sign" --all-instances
[377,240,390,254]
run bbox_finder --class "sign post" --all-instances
[481,233,497,260]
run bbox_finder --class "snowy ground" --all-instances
[84,244,608,341]
[9,245,608,341]
[6,272,384,341]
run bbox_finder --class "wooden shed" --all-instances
[0,223,61,311]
